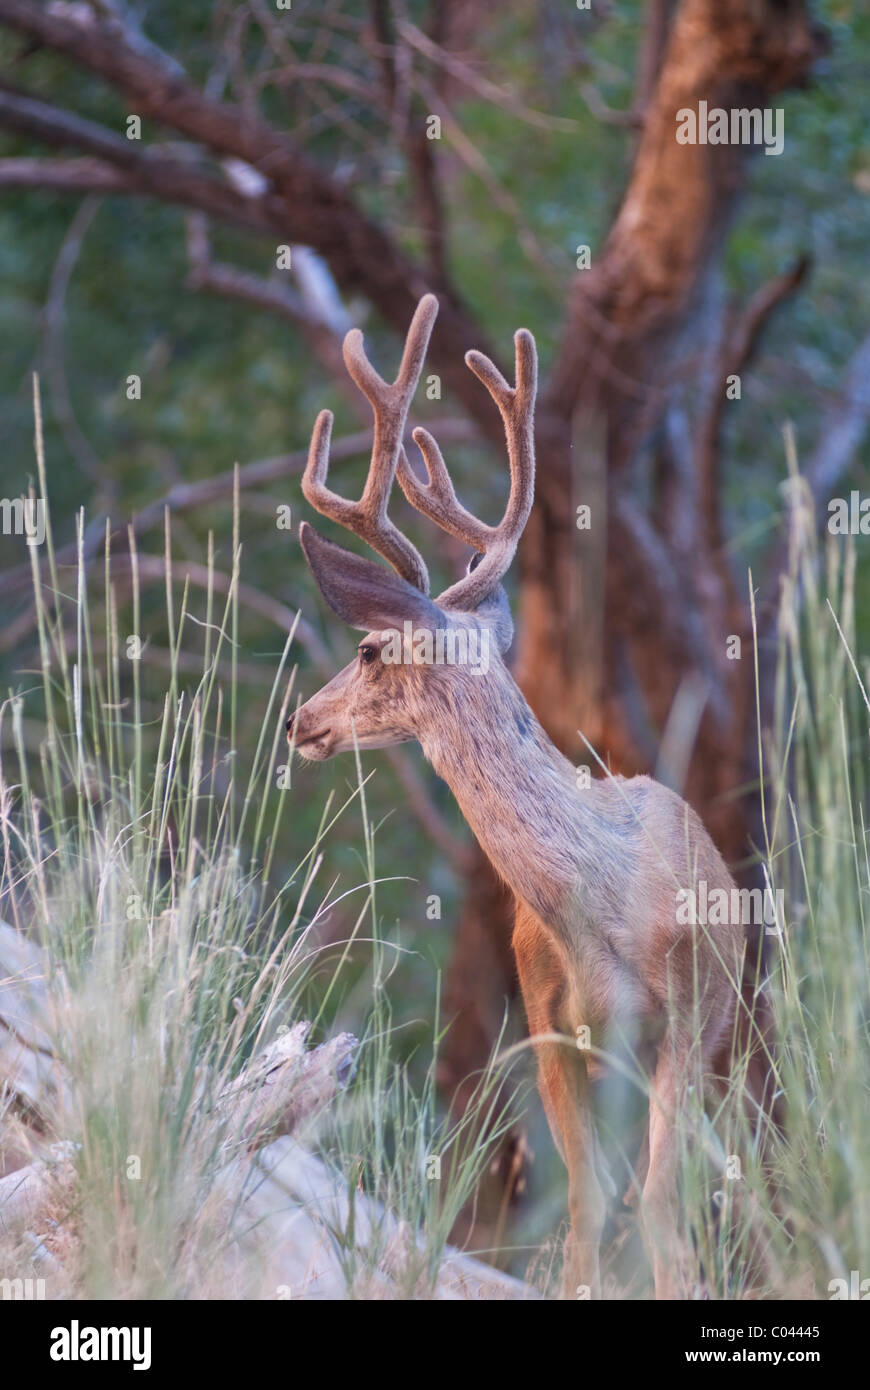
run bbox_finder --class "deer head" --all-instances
[288,294,536,761]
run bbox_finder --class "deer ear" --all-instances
[299,522,445,632]
[472,584,514,655]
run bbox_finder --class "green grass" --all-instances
[0,380,514,1299]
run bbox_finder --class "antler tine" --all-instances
[397,326,537,610]
[343,294,438,528]
[304,408,355,527]
[397,428,492,552]
[302,295,440,594]
[343,294,438,411]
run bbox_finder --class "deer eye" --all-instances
[359,645,377,665]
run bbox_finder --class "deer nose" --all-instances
[285,713,295,734]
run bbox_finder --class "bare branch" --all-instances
[0,155,133,192]
[611,496,731,724]
[0,420,478,607]
[413,75,561,290]
[253,59,378,106]
[398,20,580,133]
[0,81,148,162]
[407,115,448,285]
[697,256,809,552]
[805,331,870,506]
[368,0,399,115]
[42,196,107,488]
[290,244,354,340]
[185,214,315,329]
[184,216,366,420]
[575,80,642,130]
[0,0,504,437]
[0,85,282,235]
[0,4,382,237]
[633,0,676,114]
[67,0,187,78]
[761,329,870,622]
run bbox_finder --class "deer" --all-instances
[287,293,768,1300]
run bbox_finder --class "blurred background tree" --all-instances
[0,0,868,1265]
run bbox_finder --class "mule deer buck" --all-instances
[288,294,768,1299]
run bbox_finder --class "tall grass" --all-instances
[0,382,511,1299]
[546,438,870,1301]
[648,443,870,1300]
[751,449,870,1297]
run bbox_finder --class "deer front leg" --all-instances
[513,906,606,1300]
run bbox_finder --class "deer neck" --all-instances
[419,673,583,921]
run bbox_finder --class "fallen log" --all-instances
[0,919,536,1297]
